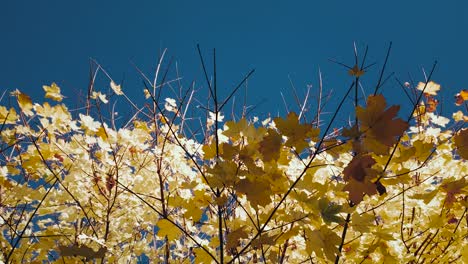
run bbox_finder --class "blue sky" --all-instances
[1,1,467,122]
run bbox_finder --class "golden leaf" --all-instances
[274,112,319,152]
[43,82,64,101]
[417,81,441,96]
[15,90,34,116]
[157,219,182,241]
[110,80,123,95]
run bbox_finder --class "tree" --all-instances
[1,46,468,263]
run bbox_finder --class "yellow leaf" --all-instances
[274,112,319,152]
[306,226,340,262]
[110,81,123,95]
[194,247,215,263]
[15,90,34,116]
[417,81,440,96]
[157,219,182,241]
[0,106,18,124]
[43,82,64,101]
[351,212,375,233]
[453,110,468,122]
[90,91,108,104]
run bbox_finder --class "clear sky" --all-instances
[1,1,467,122]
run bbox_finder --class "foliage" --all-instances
[1,50,468,263]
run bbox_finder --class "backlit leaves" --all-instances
[2,79,468,264]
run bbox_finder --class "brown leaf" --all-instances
[259,129,282,161]
[454,128,468,159]
[343,154,378,204]
[59,244,106,260]
[357,95,408,148]
[348,64,365,77]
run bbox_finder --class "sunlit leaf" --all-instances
[43,82,64,101]
[157,219,182,241]
[110,80,123,95]
[274,112,319,152]
[417,81,440,96]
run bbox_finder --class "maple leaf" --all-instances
[306,226,341,262]
[274,112,319,152]
[235,178,272,208]
[453,110,468,122]
[356,95,408,149]
[258,129,282,161]
[441,178,468,207]
[351,212,375,233]
[342,154,378,204]
[348,64,365,77]
[318,198,344,224]
[59,244,106,260]
[251,233,277,248]
[417,81,441,96]
[0,106,18,124]
[90,91,108,104]
[454,128,468,159]
[43,82,64,101]
[206,160,239,188]
[110,80,123,95]
[157,219,182,241]
[224,118,263,141]
[226,227,248,252]
[14,90,34,116]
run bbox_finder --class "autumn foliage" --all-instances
[1,48,468,263]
